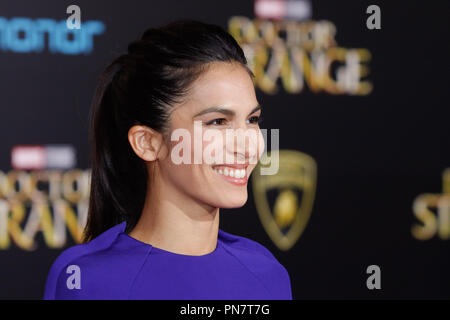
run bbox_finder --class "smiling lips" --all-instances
[212,164,248,186]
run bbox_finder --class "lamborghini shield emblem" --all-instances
[252,150,317,250]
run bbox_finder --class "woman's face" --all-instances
[159,61,265,208]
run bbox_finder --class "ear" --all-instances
[127,125,163,162]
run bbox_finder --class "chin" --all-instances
[217,193,248,209]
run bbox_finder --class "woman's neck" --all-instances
[128,173,220,256]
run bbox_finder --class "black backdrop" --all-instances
[0,0,449,299]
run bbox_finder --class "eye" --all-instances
[205,118,227,126]
[247,115,262,125]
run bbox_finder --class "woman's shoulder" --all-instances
[218,228,278,260]
[218,229,293,299]
[43,221,131,299]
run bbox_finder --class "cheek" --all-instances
[164,140,210,186]
[201,130,226,164]
[161,137,195,181]
[164,161,209,197]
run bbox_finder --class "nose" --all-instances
[225,126,261,164]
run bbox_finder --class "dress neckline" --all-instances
[119,223,222,258]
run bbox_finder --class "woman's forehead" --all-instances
[183,64,257,114]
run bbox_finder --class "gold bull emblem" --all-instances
[252,150,317,250]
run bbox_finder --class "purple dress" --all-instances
[43,221,293,300]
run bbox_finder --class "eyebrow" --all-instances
[193,104,262,118]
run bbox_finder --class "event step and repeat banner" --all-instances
[0,0,449,299]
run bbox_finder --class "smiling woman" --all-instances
[43,19,293,300]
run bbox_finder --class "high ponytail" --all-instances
[82,19,253,242]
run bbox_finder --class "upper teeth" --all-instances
[214,167,246,179]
